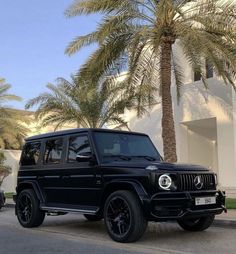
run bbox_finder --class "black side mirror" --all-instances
[76,153,92,162]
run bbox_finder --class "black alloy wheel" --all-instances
[104,190,147,243]
[16,189,45,228]
[106,197,131,236]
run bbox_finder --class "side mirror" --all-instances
[76,153,92,162]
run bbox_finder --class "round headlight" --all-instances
[158,174,172,190]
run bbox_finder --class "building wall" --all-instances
[124,76,236,197]
[1,150,21,193]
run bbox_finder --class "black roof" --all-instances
[25,128,147,141]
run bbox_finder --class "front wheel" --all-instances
[16,189,45,228]
[177,215,215,231]
[104,190,147,243]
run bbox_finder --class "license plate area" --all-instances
[195,196,216,206]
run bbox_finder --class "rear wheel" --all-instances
[84,214,103,221]
[177,215,215,231]
[104,190,147,243]
[16,189,45,228]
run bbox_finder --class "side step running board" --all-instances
[40,205,98,215]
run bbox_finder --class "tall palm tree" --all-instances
[65,0,236,162]
[25,75,132,129]
[0,79,29,149]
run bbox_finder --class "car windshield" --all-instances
[93,132,161,162]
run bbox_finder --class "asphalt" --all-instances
[1,207,236,254]
[5,199,236,229]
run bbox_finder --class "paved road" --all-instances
[0,207,235,254]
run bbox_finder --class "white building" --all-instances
[1,150,21,193]
[123,49,236,198]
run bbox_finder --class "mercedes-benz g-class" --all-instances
[14,129,226,242]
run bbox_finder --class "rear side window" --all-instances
[21,142,41,166]
[44,138,63,164]
[68,135,91,163]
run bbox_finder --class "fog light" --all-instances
[158,174,172,190]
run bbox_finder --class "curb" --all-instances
[214,218,236,228]
[4,203,15,208]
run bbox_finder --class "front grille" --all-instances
[178,173,215,191]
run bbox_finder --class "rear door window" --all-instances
[21,142,41,166]
[67,135,91,163]
[44,138,63,164]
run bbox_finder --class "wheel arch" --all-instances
[16,181,45,204]
[99,180,150,213]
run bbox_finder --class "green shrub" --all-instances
[0,151,12,187]
[226,198,236,209]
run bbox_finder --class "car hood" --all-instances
[100,161,210,172]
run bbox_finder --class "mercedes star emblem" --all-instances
[194,175,203,190]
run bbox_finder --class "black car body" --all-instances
[0,190,5,209]
[14,128,226,242]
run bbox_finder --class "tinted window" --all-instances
[93,132,161,162]
[44,139,63,164]
[194,70,201,81]
[68,135,91,163]
[206,60,213,78]
[21,142,41,166]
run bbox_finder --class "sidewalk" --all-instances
[4,199,236,228]
[214,209,236,228]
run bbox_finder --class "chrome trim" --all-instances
[40,206,97,214]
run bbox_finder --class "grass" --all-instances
[4,192,13,199]
[226,198,236,209]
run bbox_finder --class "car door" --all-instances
[38,137,66,205]
[60,133,101,208]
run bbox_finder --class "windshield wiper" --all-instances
[131,156,156,161]
[103,155,131,161]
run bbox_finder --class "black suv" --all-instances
[14,129,226,242]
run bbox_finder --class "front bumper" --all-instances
[149,190,226,221]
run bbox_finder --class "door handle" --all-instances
[37,176,45,180]
[62,175,70,179]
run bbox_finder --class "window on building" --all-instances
[67,135,91,163]
[21,142,41,166]
[206,59,213,78]
[44,139,63,164]
[194,70,202,81]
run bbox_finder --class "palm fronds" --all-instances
[26,74,131,129]
[65,0,236,161]
[0,79,29,149]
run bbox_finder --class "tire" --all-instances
[84,214,103,221]
[104,190,147,243]
[177,215,215,231]
[16,189,45,228]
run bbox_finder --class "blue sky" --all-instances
[0,0,100,109]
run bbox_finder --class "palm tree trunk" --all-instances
[160,40,177,163]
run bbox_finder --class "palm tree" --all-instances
[25,75,132,129]
[0,79,29,149]
[65,0,236,162]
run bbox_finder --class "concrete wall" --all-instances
[1,150,21,193]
